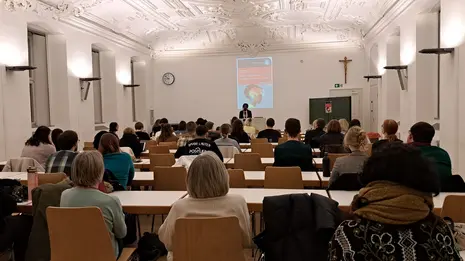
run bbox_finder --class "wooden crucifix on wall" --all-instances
[339,56,352,84]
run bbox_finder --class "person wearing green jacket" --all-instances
[408,122,452,187]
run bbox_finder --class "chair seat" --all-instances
[117,248,136,261]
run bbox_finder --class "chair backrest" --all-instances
[251,143,274,158]
[83,142,94,149]
[234,153,264,171]
[218,146,241,158]
[328,153,350,171]
[327,173,363,191]
[251,138,268,144]
[441,195,465,223]
[38,173,67,186]
[278,137,287,144]
[264,166,303,189]
[120,147,135,159]
[149,154,176,170]
[159,142,177,149]
[146,140,157,147]
[173,217,246,261]
[46,207,115,261]
[153,167,187,191]
[227,169,246,188]
[2,157,45,172]
[149,145,170,154]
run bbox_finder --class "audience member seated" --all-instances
[243,119,257,138]
[119,127,142,158]
[153,118,169,139]
[151,119,161,137]
[109,122,119,138]
[329,126,368,186]
[60,151,126,258]
[51,128,63,151]
[215,124,241,150]
[408,122,451,186]
[156,124,179,144]
[177,121,197,148]
[93,130,108,150]
[205,121,221,141]
[304,118,325,147]
[348,119,361,128]
[99,133,134,188]
[21,126,56,167]
[328,143,461,260]
[372,119,402,152]
[159,152,252,261]
[319,120,345,154]
[45,130,79,176]
[274,118,315,171]
[175,126,223,161]
[230,116,238,125]
[134,122,151,141]
[339,118,349,134]
[174,121,187,136]
[229,119,251,143]
[196,118,207,126]
[257,118,281,142]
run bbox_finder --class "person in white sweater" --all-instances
[158,151,252,260]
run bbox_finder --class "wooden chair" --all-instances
[149,145,170,154]
[159,142,177,149]
[149,154,176,170]
[46,207,135,261]
[146,140,157,147]
[83,142,95,151]
[264,167,303,189]
[153,167,187,191]
[173,217,246,261]
[278,137,287,144]
[441,195,465,223]
[251,143,274,158]
[251,138,268,144]
[234,153,264,171]
[38,173,67,186]
[228,169,246,188]
[328,153,350,171]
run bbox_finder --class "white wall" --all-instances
[0,10,151,160]
[153,49,368,130]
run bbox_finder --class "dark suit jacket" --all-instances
[304,128,326,147]
[274,140,315,171]
[239,110,252,119]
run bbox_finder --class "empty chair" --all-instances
[218,146,241,158]
[159,142,177,150]
[327,173,363,191]
[153,167,187,191]
[228,169,246,188]
[441,195,465,223]
[172,217,246,261]
[2,157,45,172]
[46,207,135,261]
[251,143,274,158]
[149,145,170,154]
[251,138,268,144]
[150,154,176,170]
[328,153,350,171]
[38,173,67,186]
[277,137,287,144]
[264,167,303,189]
[234,153,264,171]
[83,142,94,151]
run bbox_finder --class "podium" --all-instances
[251,117,266,132]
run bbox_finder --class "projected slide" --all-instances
[237,57,273,109]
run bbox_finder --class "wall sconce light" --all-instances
[79,77,101,101]
[5,66,37,71]
[123,84,140,88]
[384,65,408,91]
[363,75,382,82]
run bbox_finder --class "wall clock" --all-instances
[162,72,175,85]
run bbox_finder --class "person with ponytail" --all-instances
[214,124,241,151]
[21,126,56,167]
[372,119,402,152]
[329,126,369,186]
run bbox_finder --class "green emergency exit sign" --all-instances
[334,83,343,88]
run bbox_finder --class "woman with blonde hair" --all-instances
[329,126,369,185]
[339,118,350,134]
[159,151,252,260]
[372,119,402,152]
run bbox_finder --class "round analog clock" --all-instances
[162,72,175,85]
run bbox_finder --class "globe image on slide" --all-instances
[244,84,263,107]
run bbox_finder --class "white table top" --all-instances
[225,157,275,164]
[228,188,328,204]
[133,172,153,181]
[327,190,358,207]
[314,158,322,164]
[0,172,26,179]
[244,171,320,182]
[111,191,186,207]
[432,193,465,209]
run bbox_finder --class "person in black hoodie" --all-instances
[134,122,151,141]
[175,125,223,161]
[304,118,326,147]
[119,127,142,158]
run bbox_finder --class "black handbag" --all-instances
[136,232,167,261]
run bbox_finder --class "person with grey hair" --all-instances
[159,152,252,260]
[60,151,127,257]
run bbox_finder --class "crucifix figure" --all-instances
[339,56,352,84]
